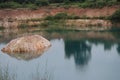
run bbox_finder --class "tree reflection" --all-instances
[65,40,91,67]
[104,43,112,51]
[117,43,120,54]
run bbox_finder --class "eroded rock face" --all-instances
[1,35,51,54]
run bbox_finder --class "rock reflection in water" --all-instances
[65,40,91,66]
[4,48,49,61]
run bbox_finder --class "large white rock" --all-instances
[1,35,51,54]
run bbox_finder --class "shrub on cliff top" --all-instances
[109,9,120,21]
[45,13,68,20]
[0,2,22,8]
[35,0,49,6]
[54,13,68,19]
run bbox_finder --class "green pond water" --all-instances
[0,28,120,80]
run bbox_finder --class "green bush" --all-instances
[107,1,116,6]
[0,26,5,30]
[35,0,49,6]
[0,2,22,8]
[25,4,38,10]
[45,13,80,20]
[40,21,50,27]
[79,2,95,8]
[69,15,80,19]
[64,0,71,4]
[79,1,118,8]
[95,1,106,8]
[18,23,28,28]
[45,13,68,20]
[45,16,54,20]
[54,13,68,19]
[109,9,120,21]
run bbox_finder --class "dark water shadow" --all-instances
[110,21,120,31]
[117,43,120,54]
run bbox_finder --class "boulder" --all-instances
[1,35,51,54]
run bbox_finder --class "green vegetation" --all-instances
[0,0,119,9]
[0,26,5,30]
[45,12,108,20]
[35,0,49,6]
[0,0,49,9]
[79,0,119,8]
[41,20,66,28]
[50,0,119,8]
[109,9,120,21]
[0,2,22,8]
[45,13,80,20]
[18,23,29,28]
[23,4,38,10]
[40,15,68,30]
[27,18,42,22]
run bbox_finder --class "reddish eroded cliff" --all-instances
[0,5,119,20]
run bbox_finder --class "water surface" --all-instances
[0,29,120,80]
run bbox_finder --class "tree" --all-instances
[109,9,120,21]
[35,0,49,6]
